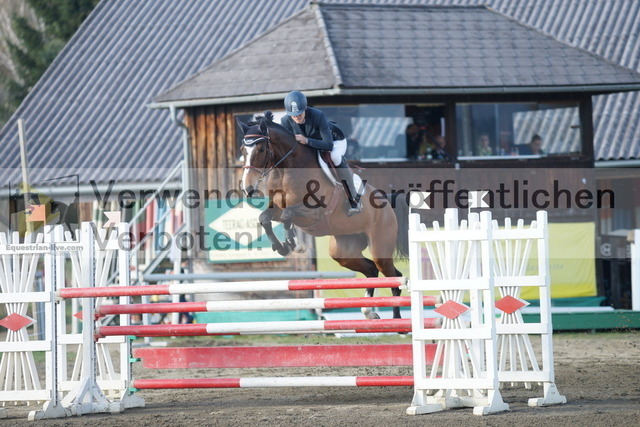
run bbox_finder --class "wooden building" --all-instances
[155,4,640,222]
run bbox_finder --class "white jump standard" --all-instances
[0,212,566,420]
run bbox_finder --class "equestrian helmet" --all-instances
[284,91,307,116]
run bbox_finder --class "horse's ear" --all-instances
[264,110,274,123]
[236,117,250,135]
[259,119,268,135]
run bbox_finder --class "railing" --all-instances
[122,161,187,326]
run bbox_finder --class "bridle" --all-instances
[242,128,298,184]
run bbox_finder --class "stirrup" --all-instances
[347,199,362,217]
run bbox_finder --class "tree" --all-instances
[0,0,98,124]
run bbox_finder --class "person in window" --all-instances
[280,91,361,216]
[518,134,545,155]
[430,135,453,161]
[477,133,493,156]
[404,123,427,160]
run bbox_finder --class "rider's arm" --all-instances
[282,115,312,145]
[305,109,334,151]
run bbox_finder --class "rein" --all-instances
[242,131,298,183]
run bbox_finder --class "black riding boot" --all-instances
[336,159,362,216]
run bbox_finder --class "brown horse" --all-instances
[237,112,408,319]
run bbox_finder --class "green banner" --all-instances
[204,198,285,263]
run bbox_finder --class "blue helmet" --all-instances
[284,91,307,116]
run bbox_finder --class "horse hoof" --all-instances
[294,242,307,253]
[366,312,380,320]
[277,247,291,256]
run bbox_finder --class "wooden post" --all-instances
[18,119,34,235]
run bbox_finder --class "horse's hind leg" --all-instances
[371,260,403,319]
[390,283,402,319]
[369,229,404,319]
[329,235,381,319]
[378,265,403,319]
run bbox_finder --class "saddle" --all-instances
[303,147,366,235]
[319,151,339,183]
[319,124,359,180]
[318,151,364,192]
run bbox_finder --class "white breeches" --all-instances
[331,138,347,165]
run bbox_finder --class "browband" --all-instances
[242,134,269,147]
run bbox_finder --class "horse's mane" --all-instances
[249,111,291,135]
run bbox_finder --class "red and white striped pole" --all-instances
[96,296,440,316]
[133,376,414,389]
[97,318,441,338]
[59,277,407,299]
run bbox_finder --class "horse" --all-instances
[237,111,408,319]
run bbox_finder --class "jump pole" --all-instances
[58,277,407,299]
[96,296,440,316]
[98,318,441,338]
[133,376,414,389]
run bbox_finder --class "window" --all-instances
[456,102,582,159]
[236,105,447,163]
[320,104,446,162]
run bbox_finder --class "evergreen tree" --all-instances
[1,0,98,123]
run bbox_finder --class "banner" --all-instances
[541,222,596,299]
[204,198,285,263]
[316,222,596,300]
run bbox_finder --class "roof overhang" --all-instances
[595,159,640,168]
[11,180,183,198]
[150,88,340,109]
[149,84,640,109]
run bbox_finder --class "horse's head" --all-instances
[238,111,301,197]
[237,112,275,197]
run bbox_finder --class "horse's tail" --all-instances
[392,195,410,259]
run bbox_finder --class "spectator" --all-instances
[477,133,493,156]
[430,135,452,161]
[404,123,427,160]
[518,134,545,155]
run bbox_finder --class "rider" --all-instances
[280,90,361,216]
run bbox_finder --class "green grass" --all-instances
[30,351,46,364]
[553,329,640,339]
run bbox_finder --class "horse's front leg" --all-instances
[280,203,318,253]
[283,223,306,253]
[259,207,291,256]
[280,204,309,253]
[363,287,381,320]
[365,284,402,320]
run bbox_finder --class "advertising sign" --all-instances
[204,198,285,263]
